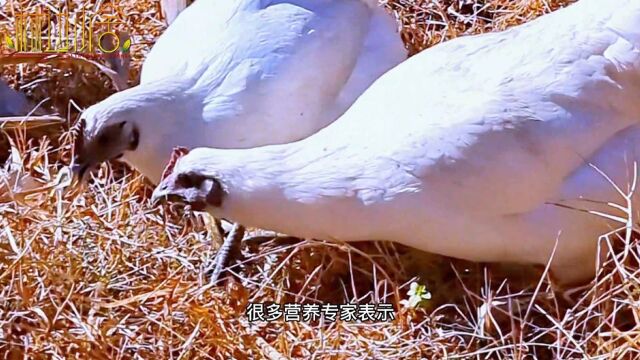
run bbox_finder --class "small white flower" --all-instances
[400,281,431,308]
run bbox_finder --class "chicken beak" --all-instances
[152,192,187,206]
[151,178,179,206]
[151,177,209,211]
[151,187,169,206]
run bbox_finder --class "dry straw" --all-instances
[2,0,640,359]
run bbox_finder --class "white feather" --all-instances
[166,0,640,284]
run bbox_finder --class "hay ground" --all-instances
[2,0,640,359]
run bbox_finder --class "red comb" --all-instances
[161,146,190,181]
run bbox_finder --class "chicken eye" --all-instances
[98,134,109,145]
[176,172,205,189]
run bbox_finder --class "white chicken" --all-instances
[73,0,406,183]
[152,0,640,285]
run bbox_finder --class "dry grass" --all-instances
[2,0,640,359]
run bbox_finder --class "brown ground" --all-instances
[2,0,640,359]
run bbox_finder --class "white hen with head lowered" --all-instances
[153,0,640,285]
[73,0,406,183]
